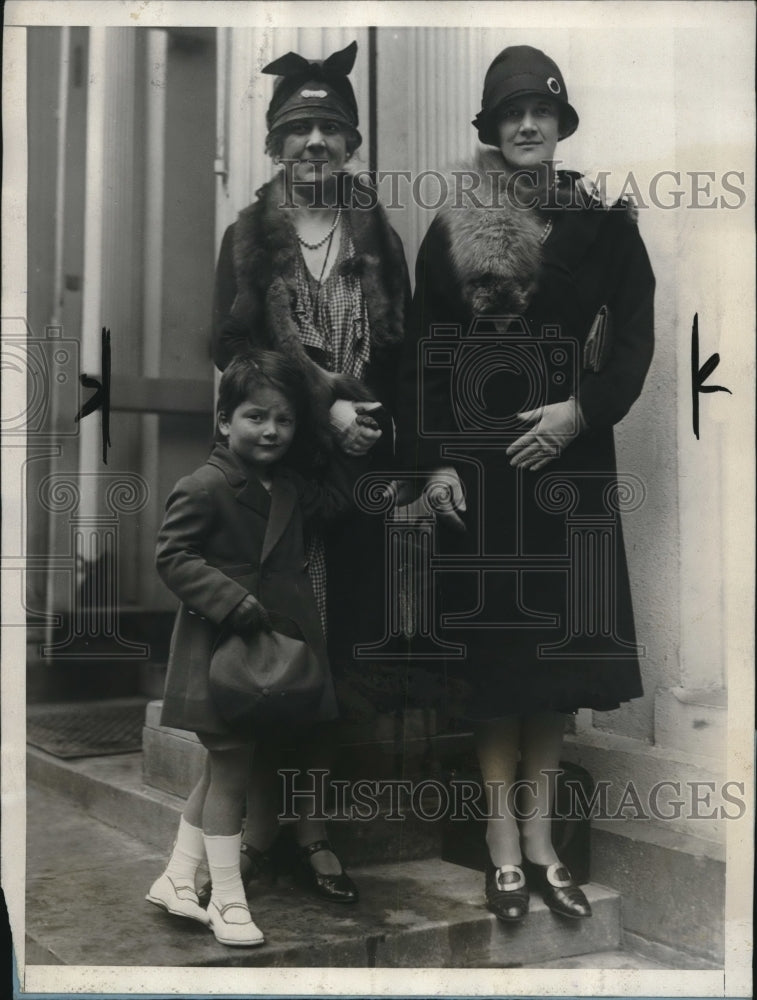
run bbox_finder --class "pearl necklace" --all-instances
[295,208,342,250]
[539,218,553,244]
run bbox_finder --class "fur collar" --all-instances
[436,148,545,314]
[231,172,405,354]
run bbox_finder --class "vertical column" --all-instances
[380,27,489,269]
[139,28,167,606]
[79,29,141,491]
[78,27,107,520]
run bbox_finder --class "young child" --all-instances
[146,350,361,946]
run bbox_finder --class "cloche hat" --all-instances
[473,45,579,145]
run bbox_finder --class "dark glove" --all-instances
[227,595,271,634]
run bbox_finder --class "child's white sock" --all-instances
[204,832,249,920]
[164,816,205,886]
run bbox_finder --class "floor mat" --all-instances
[26,698,149,758]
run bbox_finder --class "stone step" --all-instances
[25,783,623,969]
[25,745,725,969]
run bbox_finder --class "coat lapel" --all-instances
[261,473,298,564]
[206,445,271,519]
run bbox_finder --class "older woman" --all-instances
[396,45,655,923]
[210,42,410,903]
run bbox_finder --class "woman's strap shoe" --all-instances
[296,839,359,903]
[484,863,529,923]
[207,900,265,947]
[524,860,592,919]
[146,872,210,926]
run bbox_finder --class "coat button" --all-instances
[262,687,269,696]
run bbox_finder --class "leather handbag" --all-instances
[209,610,325,728]
[583,304,612,373]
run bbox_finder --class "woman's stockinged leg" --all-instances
[474,715,522,867]
[242,742,282,852]
[284,725,360,903]
[518,710,566,866]
[517,710,591,918]
[293,732,341,875]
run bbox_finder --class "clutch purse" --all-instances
[583,305,612,373]
[209,610,325,728]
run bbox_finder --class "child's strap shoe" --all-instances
[207,899,265,947]
[146,872,210,926]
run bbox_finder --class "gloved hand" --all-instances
[425,466,467,532]
[227,595,271,634]
[330,399,382,456]
[506,398,586,471]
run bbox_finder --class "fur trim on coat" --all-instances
[230,171,406,403]
[435,149,546,315]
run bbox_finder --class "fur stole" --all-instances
[435,148,546,315]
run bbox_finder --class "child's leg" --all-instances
[146,754,211,925]
[203,747,264,947]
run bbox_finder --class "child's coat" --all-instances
[157,443,356,737]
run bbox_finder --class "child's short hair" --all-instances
[216,349,321,468]
[217,349,308,425]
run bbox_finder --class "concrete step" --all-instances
[27,745,443,867]
[654,687,727,762]
[25,783,624,969]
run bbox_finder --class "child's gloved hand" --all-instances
[227,595,271,634]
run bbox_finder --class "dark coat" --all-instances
[395,154,655,717]
[210,175,412,707]
[157,445,361,736]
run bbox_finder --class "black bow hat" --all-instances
[263,40,360,139]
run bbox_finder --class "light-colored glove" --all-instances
[506,398,586,471]
[330,399,382,456]
[425,466,466,532]
[227,595,271,634]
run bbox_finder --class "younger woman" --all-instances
[146,350,361,946]
[396,45,655,924]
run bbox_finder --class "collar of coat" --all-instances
[435,148,630,315]
[231,171,406,356]
[206,443,298,564]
